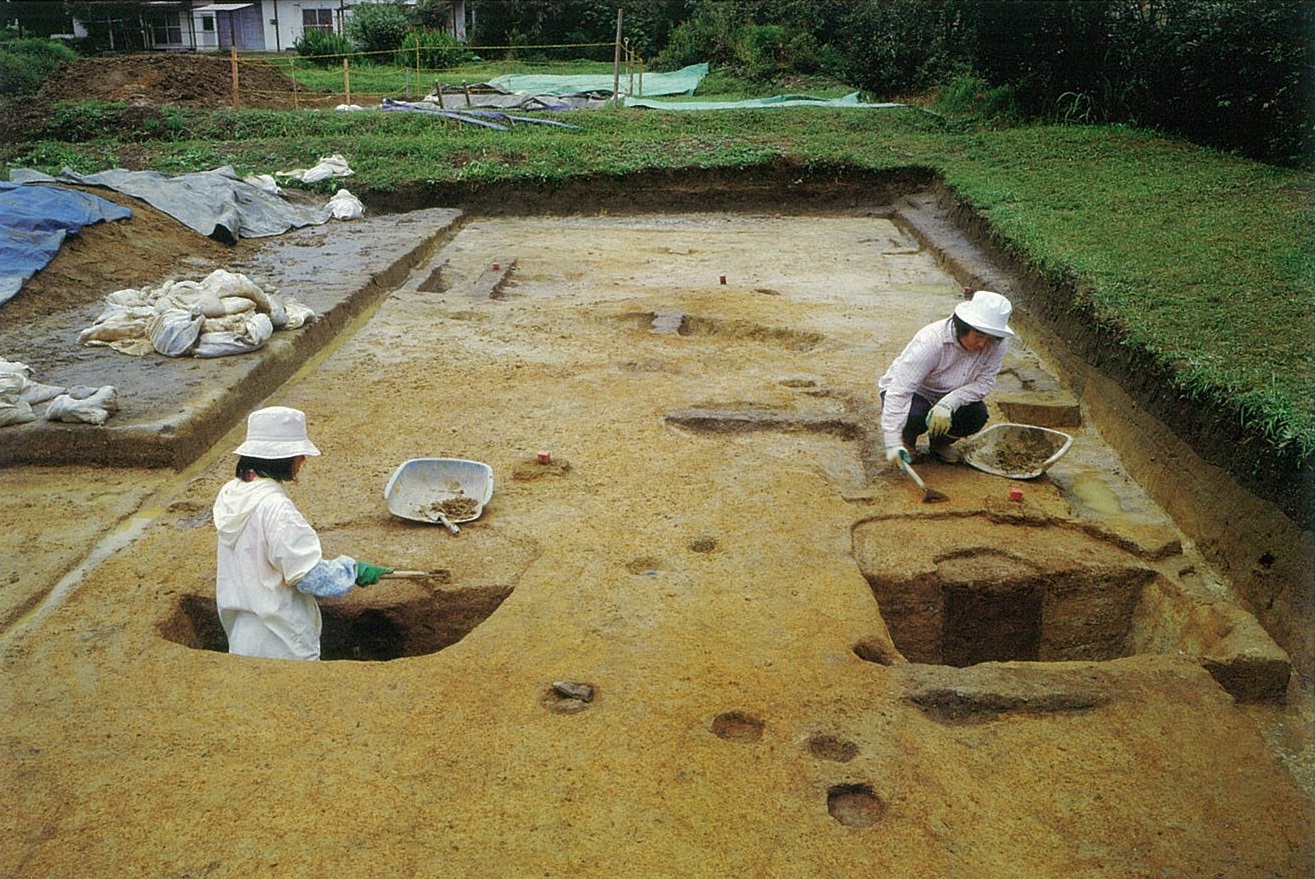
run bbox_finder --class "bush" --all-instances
[652,5,737,71]
[934,73,1019,124]
[0,53,43,96]
[734,24,825,80]
[0,36,76,96]
[396,29,470,71]
[832,0,968,98]
[346,0,413,58]
[294,28,355,68]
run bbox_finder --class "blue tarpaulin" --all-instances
[0,182,132,306]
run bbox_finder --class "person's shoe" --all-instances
[930,443,962,464]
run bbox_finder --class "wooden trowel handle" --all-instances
[380,569,451,580]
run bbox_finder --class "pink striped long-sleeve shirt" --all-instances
[878,317,1007,448]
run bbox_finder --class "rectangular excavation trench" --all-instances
[0,181,1288,705]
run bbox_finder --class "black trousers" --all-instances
[881,391,989,447]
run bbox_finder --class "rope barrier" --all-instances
[223,36,645,110]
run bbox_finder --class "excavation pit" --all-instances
[852,514,1291,701]
[160,585,512,661]
[826,783,885,828]
[623,310,826,351]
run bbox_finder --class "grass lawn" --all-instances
[3,59,1311,484]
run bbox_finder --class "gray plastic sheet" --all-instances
[9,165,329,244]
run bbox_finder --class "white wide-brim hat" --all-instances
[232,406,322,458]
[954,289,1015,337]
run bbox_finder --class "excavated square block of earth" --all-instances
[996,393,1083,428]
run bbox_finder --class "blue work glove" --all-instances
[926,401,954,438]
[354,560,393,587]
[885,445,911,467]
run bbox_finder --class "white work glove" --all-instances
[885,445,910,467]
[926,401,954,438]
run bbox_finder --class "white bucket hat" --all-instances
[954,290,1015,338]
[232,406,322,458]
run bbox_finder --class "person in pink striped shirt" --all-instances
[878,290,1015,467]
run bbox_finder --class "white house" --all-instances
[72,1,469,54]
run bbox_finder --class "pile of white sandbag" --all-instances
[78,269,315,358]
[0,357,118,426]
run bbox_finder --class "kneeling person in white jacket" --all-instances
[213,406,391,660]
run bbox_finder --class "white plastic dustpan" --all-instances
[958,423,1073,480]
[384,458,494,525]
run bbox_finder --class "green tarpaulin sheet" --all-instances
[623,92,906,111]
[490,63,708,97]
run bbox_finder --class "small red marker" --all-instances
[492,262,501,270]
[719,275,727,285]
[1009,487,1023,501]
[536,450,552,464]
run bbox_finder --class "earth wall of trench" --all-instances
[363,164,1315,678]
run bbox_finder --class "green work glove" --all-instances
[885,445,911,467]
[926,401,954,438]
[354,560,393,587]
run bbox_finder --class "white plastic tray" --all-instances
[958,423,1073,480]
[384,458,494,524]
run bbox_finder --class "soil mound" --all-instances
[37,53,310,109]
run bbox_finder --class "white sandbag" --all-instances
[147,308,205,357]
[327,188,365,220]
[158,285,227,318]
[201,268,264,301]
[278,154,354,183]
[103,288,151,308]
[219,296,257,315]
[78,306,153,347]
[110,338,156,356]
[203,270,287,327]
[282,297,316,330]
[0,398,35,426]
[0,372,35,427]
[20,379,67,404]
[0,357,66,405]
[0,357,31,377]
[194,312,273,358]
[201,312,249,334]
[45,386,118,425]
[243,173,281,194]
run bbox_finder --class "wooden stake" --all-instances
[611,8,623,108]
[230,46,239,109]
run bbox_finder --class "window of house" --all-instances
[150,12,183,45]
[201,15,215,33]
[302,8,335,32]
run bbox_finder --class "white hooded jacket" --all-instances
[213,477,325,659]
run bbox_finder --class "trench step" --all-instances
[665,406,862,439]
[471,257,516,299]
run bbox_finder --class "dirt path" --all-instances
[0,205,1310,877]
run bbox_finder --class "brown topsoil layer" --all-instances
[37,52,320,109]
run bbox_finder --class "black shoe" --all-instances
[930,443,962,464]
